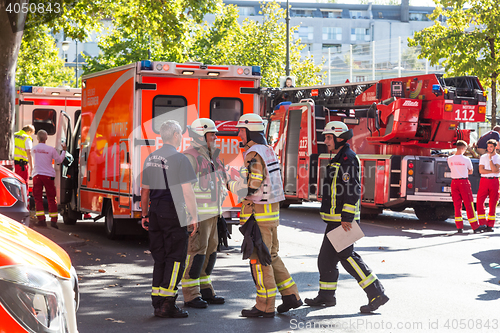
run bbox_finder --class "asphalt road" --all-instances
[59,204,500,333]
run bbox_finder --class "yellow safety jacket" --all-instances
[14,130,31,162]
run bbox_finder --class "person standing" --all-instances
[476,139,499,233]
[476,126,500,155]
[447,140,485,233]
[32,130,66,228]
[141,120,198,318]
[181,119,226,308]
[14,125,35,183]
[305,121,389,313]
[228,114,302,318]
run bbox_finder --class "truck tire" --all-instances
[62,212,77,225]
[414,205,452,222]
[104,205,119,240]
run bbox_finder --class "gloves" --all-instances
[239,214,272,266]
[217,216,231,251]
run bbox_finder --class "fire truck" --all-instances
[56,61,261,238]
[262,74,486,221]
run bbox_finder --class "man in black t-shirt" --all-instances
[141,120,198,318]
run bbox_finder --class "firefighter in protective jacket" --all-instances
[181,119,227,308]
[227,114,302,318]
[304,121,389,313]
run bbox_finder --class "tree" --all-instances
[84,0,218,73]
[409,0,500,127]
[190,1,324,87]
[16,26,74,87]
[0,0,216,160]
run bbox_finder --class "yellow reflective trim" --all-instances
[320,212,341,222]
[319,281,337,290]
[168,262,181,291]
[329,163,340,216]
[347,256,366,280]
[359,273,377,289]
[199,275,211,285]
[277,277,295,291]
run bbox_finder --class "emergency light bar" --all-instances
[139,60,261,78]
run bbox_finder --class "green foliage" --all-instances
[16,26,74,87]
[190,1,324,87]
[84,0,219,73]
[408,0,500,126]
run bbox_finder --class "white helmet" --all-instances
[236,114,265,132]
[189,118,218,136]
[322,121,353,140]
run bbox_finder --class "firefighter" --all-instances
[228,113,302,318]
[14,125,35,183]
[476,139,499,232]
[448,140,486,234]
[32,130,66,228]
[305,121,389,313]
[141,120,198,318]
[181,119,226,308]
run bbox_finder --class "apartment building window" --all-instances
[322,44,341,54]
[322,27,342,41]
[409,12,429,21]
[350,11,369,19]
[292,9,314,18]
[295,26,314,40]
[239,6,255,16]
[351,28,370,42]
[321,9,342,19]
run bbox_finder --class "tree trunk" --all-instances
[491,73,498,129]
[0,5,26,160]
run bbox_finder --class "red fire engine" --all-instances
[56,61,261,238]
[262,74,486,221]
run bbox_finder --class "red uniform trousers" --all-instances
[14,163,29,184]
[451,179,479,230]
[33,175,58,223]
[476,177,499,228]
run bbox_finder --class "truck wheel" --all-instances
[104,205,119,239]
[62,212,77,225]
[414,206,450,222]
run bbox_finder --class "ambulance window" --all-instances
[267,120,281,146]
[210,98,243,135]
[32,109,57,135]
[153,96,187,133]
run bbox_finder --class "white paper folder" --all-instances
[326,222,365,252]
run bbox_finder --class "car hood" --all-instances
[0,214,71,279]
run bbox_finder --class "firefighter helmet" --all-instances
[189,118,218,137]
[236,114,265,132]
[322,121,353,140]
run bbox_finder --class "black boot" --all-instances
[485,226,494,232]
[474,225,487,233]
[360,294,389,313]
[277,294,302,313]
[241,306,275,318]
[304,293,336,307]
[184,296,208,308]
[159,296,189,318]
[201,288,225,304]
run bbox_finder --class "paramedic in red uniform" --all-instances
[447,140,485,233]
[32,130,66,228]
[476,139,499,233]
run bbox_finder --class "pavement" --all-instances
[28,216,87,250]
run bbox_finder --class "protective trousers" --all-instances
[181,216,219,302]
[250,220,300,313]
[14,163,28,183]
[476,177,499,228]
[317,222,384,301]
[148,200,188,309]
[33,175,58,223]
[451,179,479,230]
